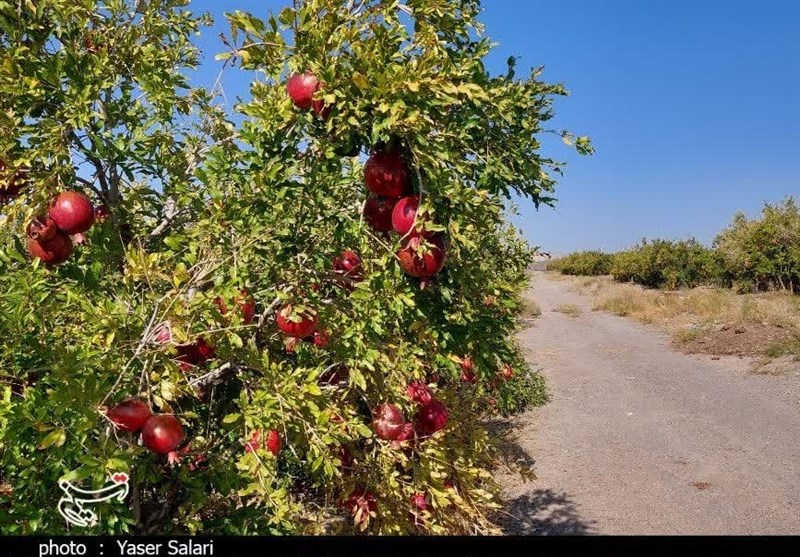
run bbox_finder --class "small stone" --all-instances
[734,327,746,334]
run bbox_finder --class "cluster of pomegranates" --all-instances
[363,148,446,279]
[286,70,446,281]
[106,398,185,455]
[371,381,449,443]
[25,190,97,266]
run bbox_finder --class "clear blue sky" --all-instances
[188,0,800,254]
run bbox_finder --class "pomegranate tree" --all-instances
[0,0,588,536]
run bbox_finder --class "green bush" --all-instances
[0,0,590,535]
[714,197,800,293]
[547,251,613,276]
[610,239,718,289]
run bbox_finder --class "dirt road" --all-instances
[500,271,800,535]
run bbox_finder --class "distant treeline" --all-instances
[548,196,799,293]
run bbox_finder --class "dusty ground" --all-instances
[498,271,800,535]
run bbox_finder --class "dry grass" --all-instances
[562,275,800,358]
[553,303,583,317]
[520,297,542,319]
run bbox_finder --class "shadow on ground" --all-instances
[487,419,595,535]
[499,489,595,535]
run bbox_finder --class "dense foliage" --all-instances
[609,238,717,290]
[550,197,798,293]
[0,0,587,534]
[714,196,799,294]
[547,250,612,276]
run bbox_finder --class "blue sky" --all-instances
[188,0,800,254]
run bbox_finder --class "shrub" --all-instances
[714,196,800,293]
[548,250,613,276]
[610,238,717,289]
[0,0,589,535]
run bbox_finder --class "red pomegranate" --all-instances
[364,150,410,197]
[244,430,260,453]
[311,83,332,120]
[286,71,319,110]
[175,338,215,367]
[498,364,514,381]
[406,381,433,405]
[397,234,446,278]
[48,191,95,235]
[276,305,318,338]
[340,486,377,522]
[333,250,363,281]
[415,399,449,437]
[460,356,477,384]
[363,195,398,232]
[372,403,406,440]
[106,398,152,433]
[394,422,415,442]
[265,429,282,456]
[313,329,330,348]
[392,195,430,237]
[94,205,110,223]
[26,215,59,242]
[216,289,256,325]
[141,414,185,454]
[27,233,74,266]
[410,492,429,512]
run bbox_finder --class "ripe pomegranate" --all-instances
[216,289,256,325]
[311,83,332,120]
[286,71,319,110]
[94,205,110,223]
[364,149,410,197]
[48,191,95,235]
[406,381,433,405]
[141,414,185,454]
[27,233,74,266]
[397,234,446,278]
[333,250,363,281]
[313,329,330,348]
[26,215,58,242]
[340,486,377,523]
[175,338,215,367]
[410,493,429,512]
[394,422,415,443]
[276,305,319,338]
[460,356,477,384]
[363,195,398,233]
[415,399,449,437]
[265,429,282,456]
[498,363,514,381]
[372,403,406,440]
[392,195,430,237]
[244,430,261,453]
[106,398,152,433]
